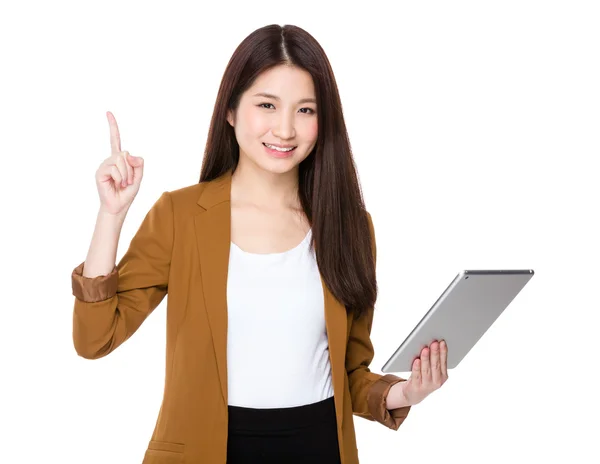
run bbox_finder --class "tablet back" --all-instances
[381,270,534,373]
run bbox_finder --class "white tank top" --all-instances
[226,228,334,408]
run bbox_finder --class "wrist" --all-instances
[98,208,128,224]
[385,381,411,410]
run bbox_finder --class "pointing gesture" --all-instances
[109,110,122,154]
[96,111,144,216]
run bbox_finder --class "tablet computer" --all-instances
[381,269,534,373]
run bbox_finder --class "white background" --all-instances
[1,0,599,462]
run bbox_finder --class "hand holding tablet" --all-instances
[385,339,450,408]
[382,270,535,374]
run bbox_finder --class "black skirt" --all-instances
[226,395,341,464]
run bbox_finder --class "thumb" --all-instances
[128,155,144,183]
[127,153,144,166]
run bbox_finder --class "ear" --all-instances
[227,109,235,127]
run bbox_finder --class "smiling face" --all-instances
[227,65,319,175]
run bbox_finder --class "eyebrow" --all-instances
[252,92,317,104]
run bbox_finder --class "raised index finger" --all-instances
[107,111,122,154]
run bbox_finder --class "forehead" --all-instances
[246,65,315,100]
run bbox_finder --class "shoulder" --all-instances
[145,184,200,216]
[167,182,205,202]
[167,177,217,205]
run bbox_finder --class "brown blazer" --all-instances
[71,169,411,464]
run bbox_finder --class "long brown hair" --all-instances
[199,24,376,320]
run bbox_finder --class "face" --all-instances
[227,65,318,175]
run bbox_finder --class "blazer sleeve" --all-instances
[345,211,412,431]
[71,191,174,359]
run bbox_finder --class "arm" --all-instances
[345,211,412,431]
[71,191,174,359]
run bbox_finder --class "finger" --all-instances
[421,346,431,384]
[430,341,441,386]
[122,151,133,184]
[129,154,144,183]
[110,165,123,187]
[107,111,122,155]
[440,339,448,379]
[114,154,129,188]
[412,357,421,385]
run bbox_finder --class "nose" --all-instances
[272,112,296,140]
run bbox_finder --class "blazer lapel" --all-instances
[193,169,348,424]
[194,170,232,406]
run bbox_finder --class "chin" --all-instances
[252,151,303,174]
[258,160,299,175]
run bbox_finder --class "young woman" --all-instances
[71,24,448,464]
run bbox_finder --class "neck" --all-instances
[231,157,300,210]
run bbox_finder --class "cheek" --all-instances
[236,107,264,139]
[244,109,269,135]
[305,119,318,142]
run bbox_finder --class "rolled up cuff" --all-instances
[71,261,118,302]
[367,374,412,430]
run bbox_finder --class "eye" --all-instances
[258,103,316,115]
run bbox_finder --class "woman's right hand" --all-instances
[95,111,144,216]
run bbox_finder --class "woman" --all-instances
[71,24,448,464]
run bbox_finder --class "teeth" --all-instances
[265,143,295,152]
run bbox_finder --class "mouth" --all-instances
[263,143,297,156]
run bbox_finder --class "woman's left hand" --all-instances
[387,340,449,408]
